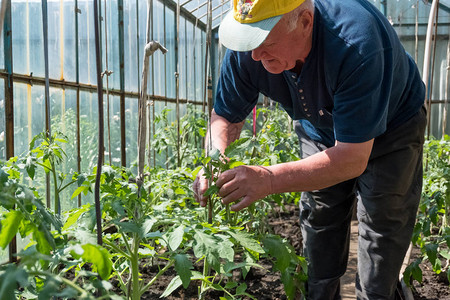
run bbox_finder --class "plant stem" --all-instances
[199,257,209,300]
[50,160,60,215]
[131,234,141,300]
[103,238,131,260]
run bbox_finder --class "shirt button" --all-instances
[301,96,305,100]
[292,75,296,79]
[306,113,311,117]
[303,103,307,106]
[299,89,303,93]
[304,108,308,112]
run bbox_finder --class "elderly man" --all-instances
[193,0,426,299]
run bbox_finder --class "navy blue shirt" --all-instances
[214,0,425,147]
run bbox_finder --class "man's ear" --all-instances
[299,10,313,36]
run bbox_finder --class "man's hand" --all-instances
[193,168,209,207]
[216,165,273,211]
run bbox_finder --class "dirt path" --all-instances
[341,220,358,300]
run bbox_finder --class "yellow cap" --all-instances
[234,0,306,24]
[219,0,306,52]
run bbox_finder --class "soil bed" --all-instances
[411,247,450,300]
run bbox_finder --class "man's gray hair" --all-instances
[284,0,315,32]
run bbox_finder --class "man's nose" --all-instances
[251,47,263,61]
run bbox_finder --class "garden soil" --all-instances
[136,204,449,299]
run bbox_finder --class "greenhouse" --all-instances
[0,0,449,299]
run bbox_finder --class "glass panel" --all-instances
[50,88,79,212]
[13,83,45,157]
[152,0,165,96]
[12,1,44,77]
[104,94,122,166]
[78,0,96,85]
[186,20,195,101]
[102,0,120,90]
[179,17,186,100]
[79,90,98,173]
[124,0,139,92]
[195,28,204,101]
[165,7,175,99]
[47,1,63,80]
[125,96,138,170]
[63,1,76,82]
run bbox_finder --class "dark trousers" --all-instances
[295,107,426,300]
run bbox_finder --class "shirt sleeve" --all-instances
[332,50,393,143]
[214,50,260,123]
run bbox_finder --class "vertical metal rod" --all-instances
[427,4,440,139]
[443,38,449,137]
[103,0,112,165]
[136,0,140,95]
[205,0,212,224]
[75,0,81,207]
[3,0,15,263]
[42,0,53,212]
[414,0,419,63]
[150,0,155,168]
[118,0,126,168]
[93,0,104,246]
[176,0,180,167]
[423,0,439,139]
[163,3,168,169]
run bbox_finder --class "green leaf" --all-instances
[174,254,193,289]
[0,265,29,298]
[403,259,422,285]
[160,275,182,298]
[425,243,439,266]
[80,244,112,280]
[228,161,245,169]
[160,272,204,298]
[63,204,91,231]
[204,185,219,197]
[216,234,234,262]
[141,217,157,237]
[33,226,53,255]
[25,156,36,180]
[193,230,221,271]
[0,168,9,183]
[236,283,247,295]
[228,230,264,254]
[77,174,87,186]
[174,187,186,195]
[263,235,292,272]
[71,185,87,200]
[0,210,23,249]
[168,225,185,252]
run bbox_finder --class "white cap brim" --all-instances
[218,11,282,52]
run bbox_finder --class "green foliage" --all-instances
[405,135,450,287]
[0,106,306,299]
[152,106,207,169]
[0,158,119,299]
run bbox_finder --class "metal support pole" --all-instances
[118,0,126,168]
[75,0,82,207]
[3,0,15,263]
[93,0,104,246]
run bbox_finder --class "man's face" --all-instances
[251,12,312,74]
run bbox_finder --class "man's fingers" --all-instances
[230,195,253,212]
[216,169,236,188]
[221,187,244,206]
